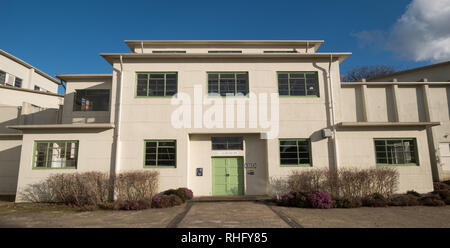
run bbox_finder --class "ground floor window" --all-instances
[374,138,418,165]
[144,140,176,168]
[279,138,312,166]
[211,137,243,150]
[33,141,79,169]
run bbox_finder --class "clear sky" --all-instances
[2,0,449,94]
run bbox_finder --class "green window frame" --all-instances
[211,137,243,150]
[277,71,319,97]
[144,140,176,168]
[136,72,178,97]
[279,139,312,167]
[207,72,249,96]
[33,141,79,169]
[374,138,419,166]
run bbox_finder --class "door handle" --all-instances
[226,173,230,177]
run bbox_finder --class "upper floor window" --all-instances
[34,85,40,91]
[14,77,22,88]
[207,72,249,96]
[152,51,186,54]
[208,51,242,54]
[277,72,319,97]
[279,139,312,166]
[212,137,243,150]
[374,138,418,165]
[0,70,5,85]
[136,72,177,97]
[73,89,110,111]
[33,140,79,169]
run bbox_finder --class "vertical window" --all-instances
[277,72,319,96]
[207,72,248,96]
[136,72,177,97]
[144,140,176,167]
[374,138,418,165]
[279,139,312,166]
[33,141,79,169]
[73,89,110,111]
[14,77,22,88]
[211,137,243,150]
[0,70,5,85]
[34,85,40,91]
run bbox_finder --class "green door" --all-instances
[212,157,244,195]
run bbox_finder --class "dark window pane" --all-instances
[211,137,243,150]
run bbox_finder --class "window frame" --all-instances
[14,77,22,88]
[211,137,244,150]
[374,138,419,166]
[279,138,312,167]
[206,72,249,97]
[143,140,177,168]
[73,89,110,112]
[277,71,320,97]
[135,72,178,98]
[32,140,79,169]
[0,70,6,85]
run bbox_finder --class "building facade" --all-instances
[5,41,450,201]
[0,49,63,196]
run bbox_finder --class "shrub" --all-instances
[389,194,420,206]
[332,197,360,208]
[432,190,450,205]
[113,198,152,210]
[420,194,446,206]
[362,193,389,207]
[180,188,194,200]
[433,182,449,191]
[151,194,183,208]
[287,167,398,200]
[306,190,332,209]
[406,190,422,197]
[115,171,159,202]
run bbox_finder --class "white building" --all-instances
[4,41,450,201]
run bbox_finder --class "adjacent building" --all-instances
[3,41,450,201]
[0,49,63,196]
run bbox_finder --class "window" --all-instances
[34,85,40,91]
[152,51,186,54]
[208,51,242,53]
[207,72,248,96]
[374,138,418,165]
[73,89,110,111]
[0,70,5,85]
[277,72,319,97]
[33,141,79,169]
[136,72,177,97]
[279,139,311,166]
[212,137,243,150]
[264,51,297,53]
[144,140,176,167]
[14,77,22,88]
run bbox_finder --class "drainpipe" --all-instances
[114,55,124,177]
[328,54,340,170]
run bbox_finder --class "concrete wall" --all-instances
[0,52,58,93]
[0,87,63,108]
[0,136,22,195]
[62,78,112,124]
[15,128,114,202]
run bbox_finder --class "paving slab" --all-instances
[177,201,290,228]
[274,205,450,228]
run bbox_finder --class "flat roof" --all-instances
[7,123,115,130]
[0,49,61,85]
[369,60,450,81]
[0,84,63,97]
[125,40,324,52]
[56,74,112,81]
[100,52,351,65]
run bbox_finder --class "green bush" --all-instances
[419,194,446,206]
[432,190,450,205]
[163,188,188,202]
[151,194,183,208]
[362,193,389,207]
[332,197,353,208]
[406,190,421,197]
[389,194,420,206]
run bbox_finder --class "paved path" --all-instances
[1,201,449,228]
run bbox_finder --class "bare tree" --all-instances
[345,65,397,82]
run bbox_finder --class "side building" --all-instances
[0,49,63,197]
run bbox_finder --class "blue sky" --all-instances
[1,0,447,94]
